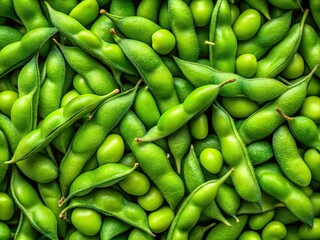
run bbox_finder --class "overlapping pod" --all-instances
[59,82,139,196]
[59,188,154,237]
[45,2,137,76]
[119,110,185,210]
[55,40,117,96]
[0,27,57,78]
[101,10,161,46]
[209,0,237,72]
[212,102,261,204]
[110,27,191,173]
[256,162,314,228]
[39,44,66,119]
[174,56,290,102]
[166,168,234,240]
[6,89,118,164]
[0,130,9,183]
[59,163,138,207]
[238,65,318,145]
[272,125,312,187]
[11,166,58,240]
[136,78,235,142]
[237,10,293,58]
[254,9,308,78]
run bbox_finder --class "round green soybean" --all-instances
[199,148,224,174]
[137,185,165,211]
[118,171,151,196]
[147,206,175,233]
[0,222,11,240]
[71,208,102,236]
[0,192,14,221]
[96,133,125,165]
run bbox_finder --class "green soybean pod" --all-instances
[51,126,75,154]
[109,0,135,16]
[167,168,234,240]
[59,188,154,237]
[11,166,58,240]
[173,77,195,102]
[58,83,139,196]
[159,0,171,30]
[212,102,261,204]
[111,28,191,174]
[254,9,308,78]
[261,221,287,240]
[284,224,300,240]
[247,140,274,165]
[133,86,161,130]
[10,55,39,138]
[310,0,320,30]
[256,162,314,228]
[237,11,293,58]
[216,183,241,222]
[7,88,119,164]
[0,130,9,183]
[14,213,39,240]
[39,44,66,119]
[38,180,67,238]
[90,15,117,43]
[298,218,320,239]
[209,0,237,72]
[102,11,162,46]
[273,207,299,225]
[268,0,302,10]
[45,2,138,76]
[0,27,57,79]
[248,210,275,230]
[0,0,20,21]
[13,0,51,55]
[299,24,320,78]
[137,0,162,23]
[69,0,99,26]
[201,200,232,227]
[168,0,199,61]
[119,110,185,210]
[100,217,131,240]
[136,79,235,143]
[238,65,318,145]
[60,163,138,206]
[245,0,270,20]
[189,223,215,240]
[0,26,23,50]
[206,215,248,240]
[55,42,118,95]
[272,125,312,187]
[173,56,289,102]
[182,145,205,194]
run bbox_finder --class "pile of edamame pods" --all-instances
[0,0,320,239]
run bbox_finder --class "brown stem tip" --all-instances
[275,107,292,121]
[100,9,106,15]
[109,28,116,36]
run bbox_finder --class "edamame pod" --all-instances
[0,130,9,183]
[0,26,23,50]
[55,41,118,95]
[101,11,162,46]
[272,125,312,187]
[45,2,138,75]
[256,162,314,228]
[254,9,308,78]
[60,163,138,206]
[136,79,235,142]
[100,217,131,240]
[168,0,199,61]
[59,188,154,237]
[237,11,293,59]
[11,166,58,240]
[59,82,138,196]
[119,110,185,210]
[167,168,234,240]
[239,65,318,145]
[0,27,57,78]
[6,89,118,164]
[212,102,262,204]
[174,56,290,102]
[14,213,39,240]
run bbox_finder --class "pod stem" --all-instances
[204,40,215,46]
[275,107,293,121]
